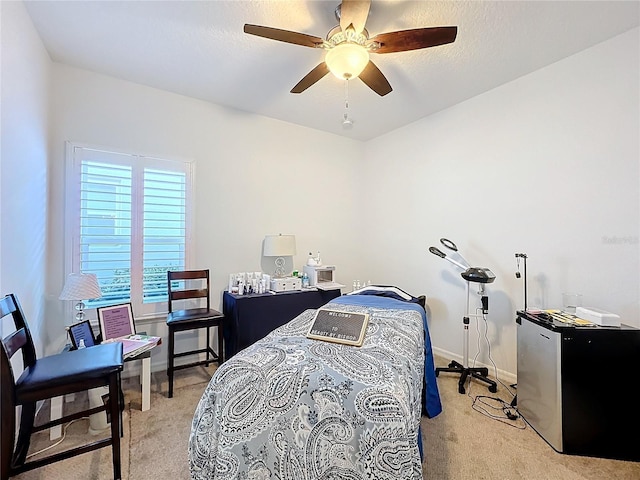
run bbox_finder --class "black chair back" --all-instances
[167,269,211,313]
[1,294,36,406]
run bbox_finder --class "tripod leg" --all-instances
[458,369,469,394]
[436,364,497,394]
[469,369,498,393]
[435,360,463,377]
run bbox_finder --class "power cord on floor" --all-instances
[470,395,526,429]
[466,309,526,429]
[26,417,88,460]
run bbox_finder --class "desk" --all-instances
[516,311,640,461]
[49,348,153,440]
[223,288,341,359]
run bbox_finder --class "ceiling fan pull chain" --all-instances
[344,78,349,111]
[342,79,353,129]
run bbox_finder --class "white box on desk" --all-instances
[575,307,621,327]
[270,277,302,292]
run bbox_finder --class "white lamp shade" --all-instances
[325,43,370,79]
[263,234,297,257]
[59,273,103,301]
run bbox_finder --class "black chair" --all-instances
[166,270,224,398]
[1,293,124,480]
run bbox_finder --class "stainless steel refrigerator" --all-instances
[516,311,640,461]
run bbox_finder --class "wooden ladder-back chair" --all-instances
[1,293,124,480]
[166,269,224,398]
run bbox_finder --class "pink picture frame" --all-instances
[97,303,136,341]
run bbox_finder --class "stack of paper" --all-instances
[110,334,161,359]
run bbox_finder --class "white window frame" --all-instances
[63,141,195,319]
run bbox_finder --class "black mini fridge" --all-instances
[516,311,640,461]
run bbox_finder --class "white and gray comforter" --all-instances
[188,294,441,480]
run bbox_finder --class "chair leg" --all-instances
[205,326,212,367]
[167,327,175,398]
[12,401,36,467]
[218,323,224,364]
[108,373,122,480]
[1,395,16,479]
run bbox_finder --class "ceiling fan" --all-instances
[243,0,457,97]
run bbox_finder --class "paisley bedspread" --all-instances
[188,294,441,480]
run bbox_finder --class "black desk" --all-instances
[223,288,341,359]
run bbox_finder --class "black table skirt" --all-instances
[222,289,341,359]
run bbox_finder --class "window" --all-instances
[65,143,193,317]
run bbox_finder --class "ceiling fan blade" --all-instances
[369,26,458,54]
[358,61,392,97]
[244,24,324,48]
[291,63,330,94]
[340,0,371,34]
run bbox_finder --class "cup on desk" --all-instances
[562,293,582,314]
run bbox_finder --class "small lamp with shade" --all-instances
[263,234,296,277]
[59,273,103,324]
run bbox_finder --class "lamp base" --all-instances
[74,301,86,322]
[273,257,286,277]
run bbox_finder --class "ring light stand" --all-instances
[429,239,498,394]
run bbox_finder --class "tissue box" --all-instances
[575,307,620,327]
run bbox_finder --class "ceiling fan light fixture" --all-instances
[244,0,458,97]
[325,43,370,80]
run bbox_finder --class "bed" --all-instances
[188,287,442,480]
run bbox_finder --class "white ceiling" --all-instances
[24,1,639,141]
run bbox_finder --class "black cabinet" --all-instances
[223,289,341,359]
[516,311,640,461]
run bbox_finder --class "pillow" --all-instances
[347,285,426,308]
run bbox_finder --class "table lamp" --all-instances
[59,272,103,323]
[263,234,296,277]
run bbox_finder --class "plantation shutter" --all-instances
[70,144,191,314]
[142,167,186,302]
[78,153,133,305]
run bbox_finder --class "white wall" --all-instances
[48,64,365,356]
[362,28,640,378]
[0,0,51,353]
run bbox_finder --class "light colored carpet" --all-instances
[423,368,640,480]
[12,357,640,479]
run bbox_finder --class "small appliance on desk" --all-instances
[303,265,344,291]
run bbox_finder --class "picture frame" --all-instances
[307,308,369,347]
[67,319,96,349]
[97,303,136,341]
